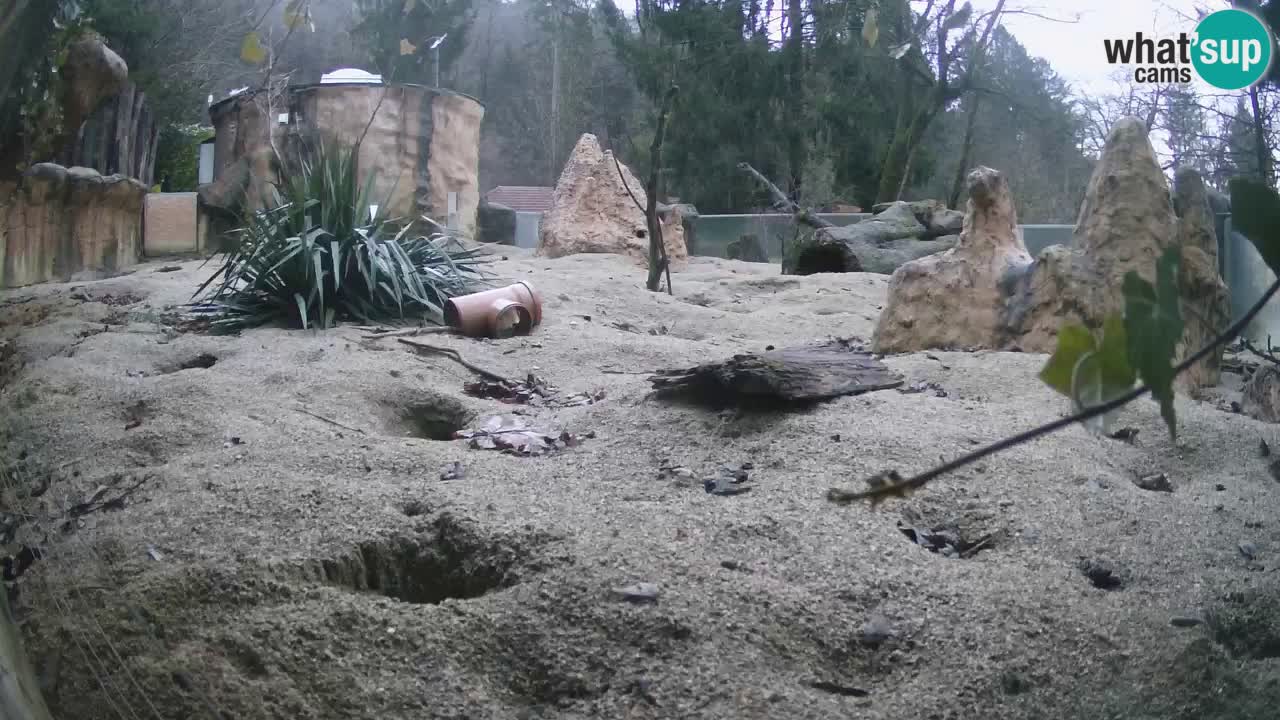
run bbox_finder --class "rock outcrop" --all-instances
[1002,118,1179,351]
[873,117,1232,391]
[537,134,687,267]
[60,33,129,141]
[872,167,1031,353]
[786,200,960,275]
[477,200,517,245]
[1,164,145,288]
[871,199,965,237]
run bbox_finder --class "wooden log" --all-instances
[649,340,903,405]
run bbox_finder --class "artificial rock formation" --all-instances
[205,84,485,238]
[786,200,961,275]
[1,164,145,288]
[1171,167,1231,389]
[872,167,1031,352]
[665,202,700,256]
[60,34,129,142]
[537,134,687,266]
[873,117,1232,392]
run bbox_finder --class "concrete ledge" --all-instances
[0,163,145,288]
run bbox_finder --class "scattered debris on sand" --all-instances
[454,414,591,455]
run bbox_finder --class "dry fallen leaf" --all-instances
[240,32,267,65]
[455,414,585,456]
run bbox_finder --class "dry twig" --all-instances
[397,338,515,384]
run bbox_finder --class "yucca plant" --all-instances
[191,140,490,333]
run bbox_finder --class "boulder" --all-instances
[785,202,957,275]
[537,134,687,267]
[477,200,517,246]
[872,117,1233,391]
[726,234,768,263]
[872,167,1032,353]
[871,199,964,237]
[60,33,128,136]
[1243,364,1280,423]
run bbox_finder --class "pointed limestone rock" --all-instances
[536,134,687,266]
[1073,117,1179,290]
[1172,167,1230,390]
[1008,117,1183,352]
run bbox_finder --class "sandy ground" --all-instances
[2,248,1280,720]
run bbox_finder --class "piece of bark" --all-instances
[649,340,903,404]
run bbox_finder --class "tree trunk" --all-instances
[785,0,806,203]
[948,92,982,208]
[877,103,939,203]
[1249,84,1272,187]
[645,85,678,292]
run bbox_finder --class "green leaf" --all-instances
[1040,315,1136,435]
[1095,313,1136,398]
[1228,176,1280,277]
[1039,323,1096,397]
[1072,315,1136,434]
[1123,247,1184,440]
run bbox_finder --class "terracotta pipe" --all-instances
[444,282,543,338]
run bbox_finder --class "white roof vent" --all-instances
[320,68,383,85]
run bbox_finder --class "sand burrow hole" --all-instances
[380,390,474,441]
[315,514,542,604]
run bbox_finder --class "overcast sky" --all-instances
[979,0,1217,93]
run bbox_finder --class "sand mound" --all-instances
[1,251,1278,719]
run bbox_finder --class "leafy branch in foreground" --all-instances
[190,140,490,334]
[829,176,1280,506]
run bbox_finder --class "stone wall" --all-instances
[0,164,145,288]
[289,84,485,238]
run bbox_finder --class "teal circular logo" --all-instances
[1192,9,1273,90]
